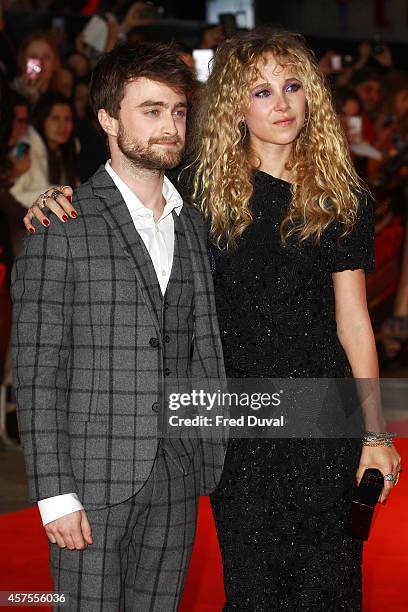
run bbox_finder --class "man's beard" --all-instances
[117,122,184,170]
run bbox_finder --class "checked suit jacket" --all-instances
[11,165,226,509]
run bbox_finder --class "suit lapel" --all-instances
[91,166,162,336]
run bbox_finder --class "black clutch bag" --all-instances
[349,468,384,540]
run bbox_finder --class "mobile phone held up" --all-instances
[82,16,109,53]
[51,17,66,31]
[139,3,164,19]
[9,141,31,161]
[345,115,363,140]
[15,142,30,160]
[26,58,42,80]
[219,13,238,38]
[193,49,215,83]
[330,54,354,71]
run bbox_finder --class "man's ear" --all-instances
[98,109,118,137]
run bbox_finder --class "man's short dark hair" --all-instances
[90,43,196,118]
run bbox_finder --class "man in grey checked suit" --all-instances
[12,43,225,611]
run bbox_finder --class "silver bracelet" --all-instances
[362,431,396,447]
[362,439,394,447]
[363,431,396,439]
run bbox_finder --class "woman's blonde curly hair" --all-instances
[189,29,366,248]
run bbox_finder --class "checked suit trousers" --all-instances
[50,442,202,611]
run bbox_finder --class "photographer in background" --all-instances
[334,86,382,177]
[349,68,384,146]
[354,39,393,73]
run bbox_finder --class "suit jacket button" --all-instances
[152,402,159,412]
[165,335,170,343]
[149,337,159,348]
[164,301,169,310]
[164,368,171,376]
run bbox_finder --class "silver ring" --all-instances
[39,192,49,209]
[383,473,395,482]
[50,190,63,201]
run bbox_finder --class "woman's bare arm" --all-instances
[333,269,401,502]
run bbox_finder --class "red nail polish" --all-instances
[67,195,72,203]
[62,214,68,222]
[71,211,78,218]
[43,219,50,227]
[28,227,35,234]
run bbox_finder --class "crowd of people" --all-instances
[1,4,408,411]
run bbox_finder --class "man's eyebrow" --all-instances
[137,100,188,109]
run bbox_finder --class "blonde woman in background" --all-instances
[23,31,401,611]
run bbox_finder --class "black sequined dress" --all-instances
[209,170,374,611]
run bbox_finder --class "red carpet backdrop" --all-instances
[0,440,407,611]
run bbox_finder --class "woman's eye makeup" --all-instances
[286,81,302,92]
[252,80,302,98]
[252,87,271,98]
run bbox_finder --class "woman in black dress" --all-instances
[189,31,401,610]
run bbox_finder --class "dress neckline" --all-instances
[254,169,294,189]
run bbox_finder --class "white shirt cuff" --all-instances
[37,493,84,526]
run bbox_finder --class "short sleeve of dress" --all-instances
[331,196,375,273]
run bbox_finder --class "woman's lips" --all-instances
[273,118,295,126]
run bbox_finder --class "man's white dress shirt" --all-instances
[38,161,184,525]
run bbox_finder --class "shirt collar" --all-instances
[105,160,183,217]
